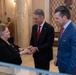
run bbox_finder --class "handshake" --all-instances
[20,46,39,55]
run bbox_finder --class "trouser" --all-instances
[34,59,50,70]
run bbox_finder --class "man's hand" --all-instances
[54,58,57,66]
[30,47,38,54]
[26,46,39,54]
[23,48,31,54]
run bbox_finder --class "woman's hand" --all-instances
[23,48,31,54]
[19,48,31,56]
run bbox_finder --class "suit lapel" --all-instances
[34,25,38,42]
[62,22,73,39]
[59,22,73,46]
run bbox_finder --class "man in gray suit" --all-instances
[54,6,76,74]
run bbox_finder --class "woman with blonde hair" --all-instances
[0,24,30,65]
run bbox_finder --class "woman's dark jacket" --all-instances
[0,38,22,65]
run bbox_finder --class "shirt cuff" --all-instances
[36,47,39,52]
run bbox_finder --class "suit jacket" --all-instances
[0,38,22,65]
[7,21,15,37]
[30,22,54,62]
[57,22,76,74]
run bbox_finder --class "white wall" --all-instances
[1,0,50,23]
[1,0,50,26]
[6,0,13,18]
[1,0,15,23]
[45,0,50,23]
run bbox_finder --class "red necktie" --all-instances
[60,27,64,38]
[37,26,41,41]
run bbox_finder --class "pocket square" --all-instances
[62,40,66,42]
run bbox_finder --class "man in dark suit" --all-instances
[54,6,76,74]
[30,9,54,71]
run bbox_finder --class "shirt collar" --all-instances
[63,20,71,29]
[39,20,45,27]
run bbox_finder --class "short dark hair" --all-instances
[33,9,44,16]
[54,6,71,19]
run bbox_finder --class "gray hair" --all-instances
[0,24,6,37]
[33,9,44,16]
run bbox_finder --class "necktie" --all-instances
[60,27,64,38]
[37,26,41,41]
